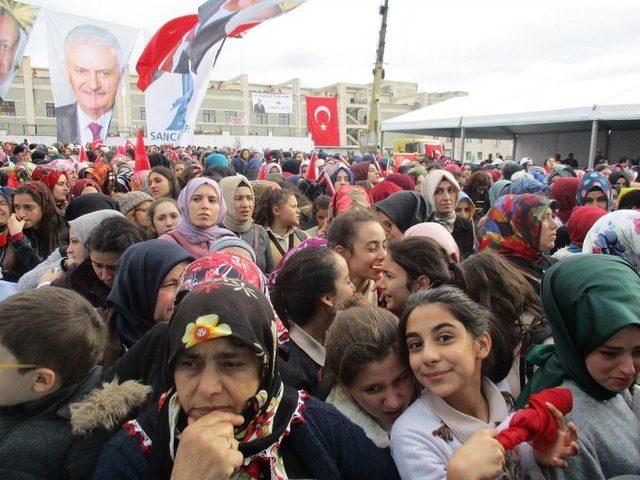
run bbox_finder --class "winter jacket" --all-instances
[51,258,111,308]
[92,397,400,480]
[0,367,150,480]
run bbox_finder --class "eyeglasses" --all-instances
[0,364,39,370]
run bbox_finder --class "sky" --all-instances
[21,0,640,98]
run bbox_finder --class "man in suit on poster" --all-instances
[56,25,123,145]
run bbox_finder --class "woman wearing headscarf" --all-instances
[546,165,576,185]
[159,177,234,258]
[85,161,115,196]
[421,169,474,259]
[549,177,581,252]
[488,179,512,208]
[329,184,373,219]
[218,175,274,273]
[582,209,640,271]
[505,178,551,197]
[480,193,558,292]
[375,191,431,241]
[94,279,400,480]
[329,165,355,191]
[516,255,640,479]
[552,206,606,261]
[575,171,612,212]
[31,164,70,214]
[609,170,632,189]
[385,173,415,191]
[350,161,381,184]
[370,180,402,203]
[105,240,194,367]
[71,178,102,198]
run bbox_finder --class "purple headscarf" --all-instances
[174,177,233,244]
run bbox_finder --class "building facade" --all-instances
[0,56,512,160]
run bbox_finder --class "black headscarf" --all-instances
[375,190,432,233]
[152,278,301,479]
[107,240,194,348]
[64,193,119,223]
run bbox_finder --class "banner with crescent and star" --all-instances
[306,96,339,147]
[137,0,308,146]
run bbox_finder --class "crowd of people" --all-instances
[0,139,639,480]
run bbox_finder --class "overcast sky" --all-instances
[22,0,640,97]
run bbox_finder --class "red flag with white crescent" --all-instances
[306,97,340,147]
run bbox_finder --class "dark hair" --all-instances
[308,195,331,228]
[461,250,547,383]
[0,287,105,387]
[148,153,171,169]
[147,197,180,236]
[31,150,46,161]
[388,237,462,289]
[270,246,340,327]
[618,189,640,210]
[149,166,181,200]
[594,163,610,172]
[325,306,401,387]
[254,188,295,227]
[399,285,490,366]
[12,181,61,257]
[178,165,202,188]
[204,165,236,179]
[327,209,378,251]
[87,217,146,253]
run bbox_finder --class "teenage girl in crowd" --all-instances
[271,246,355,396]
[254,188,308,264]
[518,255,640,479]
[324,305,415,448]
[391,286,578,480]
[327,209,387,305]
[376,236,460,315]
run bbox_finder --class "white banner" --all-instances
[45,11,138,145]
[0,0,40,101]
[251,92,292,114]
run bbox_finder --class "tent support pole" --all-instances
[459,127,466,161]
[588,120,598,170]
[511,134,517,161]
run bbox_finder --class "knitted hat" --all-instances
[205,153,228,169]
[209,235,257,263]
[117,191,153,216]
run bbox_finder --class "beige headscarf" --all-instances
[218,175,254,233]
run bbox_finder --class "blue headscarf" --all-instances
[0,186,14,206]
[330,166,355,187]
[205,153,228,169]
[506,178,550,196]
[107,240,194,348]
[576,171,612,211]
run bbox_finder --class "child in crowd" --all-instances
[0,287,149,479]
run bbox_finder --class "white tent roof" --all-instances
[381,75,640,138]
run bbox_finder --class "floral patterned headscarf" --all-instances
[576,171,612,211]
[329,185,372,218]
[480,193,554,263]
[582,209,640,271]
[156,279,305,480]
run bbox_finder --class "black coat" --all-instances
[451,216,475,260]
[51,258,111,309]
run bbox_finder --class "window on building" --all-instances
[465,151,472,161]
[256,113,268,125]
[140,107,146,121]
[465,138,472,143]
[0,101,16,116]
[46,102,55,118]
[278,114,290,125]
[477,151,483,161]
[203,110,215,123]
[225,111,236,124]
[477,139,483,143]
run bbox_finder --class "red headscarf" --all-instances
[329,185,373,218]
[31,165,64,193]
[385,173,415,191]
[371,181,402,203]
[550,177,580,225]
[566,206,607,247]
[350,161,373,182]
[71,178,102,198]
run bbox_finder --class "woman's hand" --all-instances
[7,214,25,237]
[171,411,244,480]
[38,265,63,285]
[447,429,505,480]
[534,402,579,468]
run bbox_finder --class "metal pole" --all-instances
[459,127,466,161]
[588,120,598,170]
[511,134,517,161]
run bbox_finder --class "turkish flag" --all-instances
[306,97,340,147]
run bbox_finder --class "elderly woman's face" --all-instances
[174,337,261,421]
